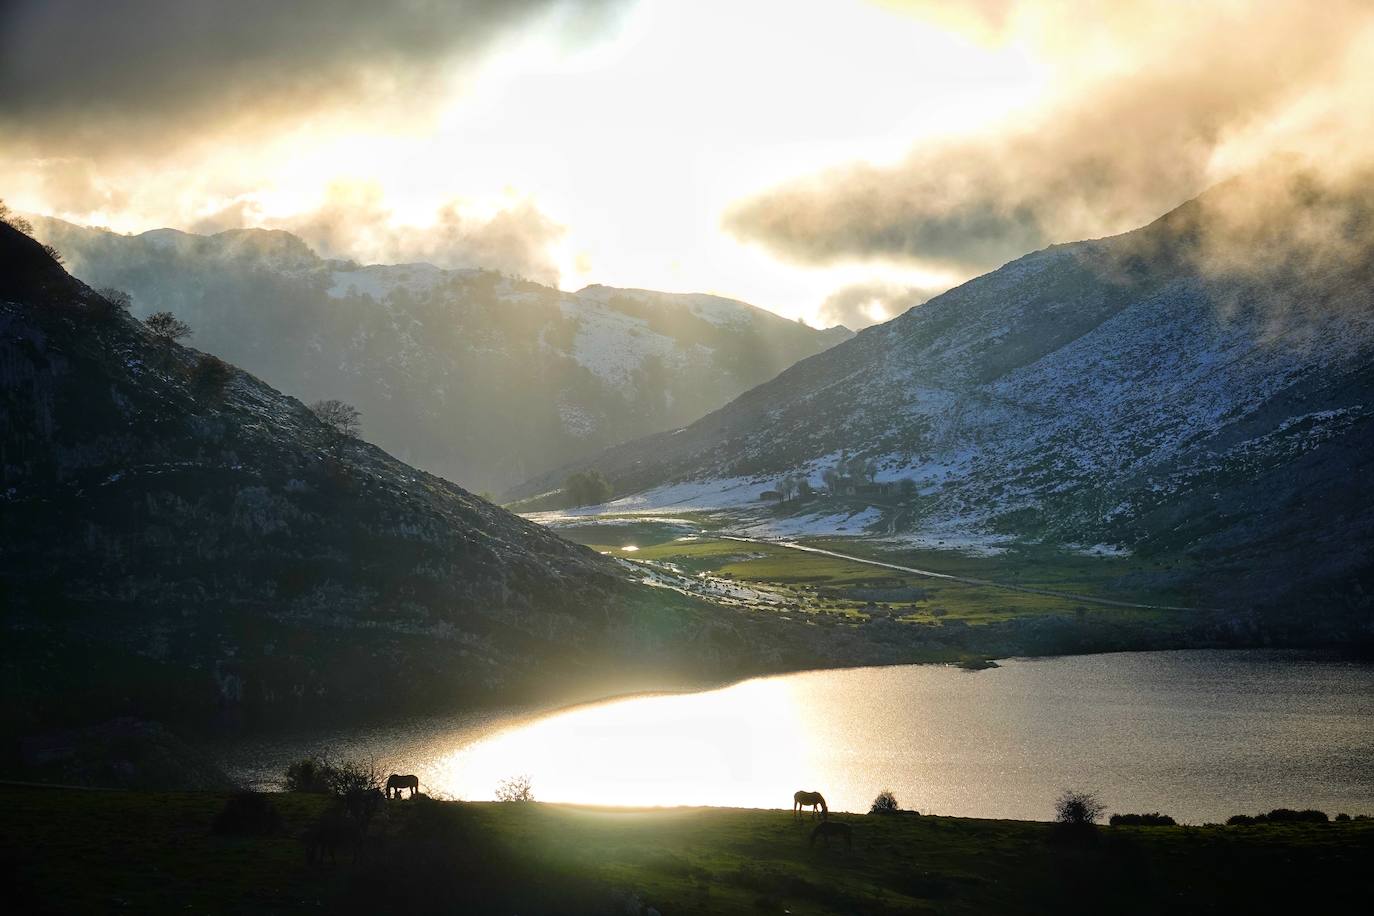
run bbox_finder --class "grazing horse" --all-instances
[810,820,853,852]
[793,790,828,820]
[386,773,420,799]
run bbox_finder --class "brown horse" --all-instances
[810,820,852,852]
[793,790,828,820]
[386,773,419,799]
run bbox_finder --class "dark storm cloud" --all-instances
[0,0,624,153]
[725,0,1374,275]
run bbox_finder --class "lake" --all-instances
[219,649,1374,823]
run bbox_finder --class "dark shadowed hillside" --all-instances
[0,222,867,736]
[29,217,851,492]
[509,171,1374,626]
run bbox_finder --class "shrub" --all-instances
[870,789,900,815]
[283,753,380,796]
[190,354,234,397]
[284,755,334,793]
[495,774,534,802]
[1227,809,1329,826]
[1054,789,1105,827]
[1109,812,1177,826]
[96,287,133,311]
[310,398,361,440]
[1335,813,1350,822]
[212,792,282,835]
[145,311,191,343]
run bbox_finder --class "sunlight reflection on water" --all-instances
[220,650,1374,823]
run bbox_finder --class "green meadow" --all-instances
[554,518,1198,628]
[5,787,1368,915]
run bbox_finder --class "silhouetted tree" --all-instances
[145,311,192,344]
[898,478,917,501]
[494,774,534,802]
[311,399,362,440]
[40,242,64,265]
[0,198,33,234]
[96,287,133,311]
[1055,789,1105,826]
[870,789,900,814]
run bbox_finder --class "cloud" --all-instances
[196,182,566,285]
[817,281,937,329]
[0,0,624,156]
[725,0,1374,276]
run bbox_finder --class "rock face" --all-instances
[0,222,829,733]
[29,217,851,492]
[510,172,1374,616]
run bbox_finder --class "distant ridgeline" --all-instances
[28,216,850,493]
[0,220,872,737]
[510,169,1374,628]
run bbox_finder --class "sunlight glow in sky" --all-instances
[2,0,1042,325]
[8,0,1363,326]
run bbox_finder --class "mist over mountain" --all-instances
[511,171,1374,619]
[29,217,850,493]
[0,220,867,734]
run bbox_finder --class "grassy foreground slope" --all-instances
[4,787,1370,915]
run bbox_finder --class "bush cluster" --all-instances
[283,753,381,796]
[1226,808,1329,826]
[1109,812,1177,826]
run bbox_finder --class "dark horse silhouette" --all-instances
[793,790,828,820]
[386,773,420,799]
[810,820,852,852]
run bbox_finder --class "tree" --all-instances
[822,466,841,494]
[96,287,133,311]
[0,198,33,234]
[40,243,64,265]
[870,789,900,815]
[778,474,798,502]
[310,399,362,440]
[563,470,612,507]
[898,478,918,501]
[494,774,534,802]
[145,311,192,344]
[1054,789,1105,827]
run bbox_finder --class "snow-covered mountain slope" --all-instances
[509,172,1374,612]
[0,221,867,732]
[28,218,851,492]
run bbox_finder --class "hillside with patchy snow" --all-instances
[509,172,1374,612]
[30,218,850,491]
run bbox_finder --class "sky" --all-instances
[2,0,1371,328]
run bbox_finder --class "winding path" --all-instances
[719,535,1211,613]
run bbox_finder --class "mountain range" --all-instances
[29,216,850,493]
[0,221,871,735]
[509,170,1374,618]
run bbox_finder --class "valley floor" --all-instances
[540,512,1248,666]
[4,786,1369,915]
